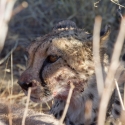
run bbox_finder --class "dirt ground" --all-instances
[0,0,125,124]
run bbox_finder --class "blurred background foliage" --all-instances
[2,0,125,60]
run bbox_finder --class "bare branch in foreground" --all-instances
[22,87,31,125]
[0,0,16,54]
[93,16,104,97]
[110,0,125,8]
[115,79,125,110]
[98,17,125,125]
[124,83,125,107]
[58,82,75,125]
[94,0,101,7]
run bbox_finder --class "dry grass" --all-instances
[0,0,125,125]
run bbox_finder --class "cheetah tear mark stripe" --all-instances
[39,57,52,96]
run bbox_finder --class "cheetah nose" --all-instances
[18,81,32,91]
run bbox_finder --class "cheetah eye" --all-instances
[47,55,59,63]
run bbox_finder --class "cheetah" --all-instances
[18,20,124,125]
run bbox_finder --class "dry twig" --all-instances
[115,79,125,110]
[58,82,75,125]
[94,0,101,7]
[93,16,104,97]
[0,0,16,53]
[98,17,125,125]
[7,93,25,99]
[124,83,125,107]
[22,87,31,125]
[110,0,125,8]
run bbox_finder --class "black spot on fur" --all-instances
[114,109,120,116]
[54,113,58,118]
[93,108,98,113]
[89,93,94,100]
[74,32,78,36]
[90,123,96,125]
[87,34,92,39]
[110,122,114,125]
[56,102,59,107]
[122,53,125,61]
[93,116,97,122]
[64,117,67,122]
[60,100,63,103]
[100,30,105,36]
[59,110,63,117]
[90,83,95,88]
[115,100,120,105]
[69,121,75,125]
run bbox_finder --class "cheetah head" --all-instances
[18,20,110,103]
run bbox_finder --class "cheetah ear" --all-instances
[86,25,110,44]
[100,25,111,45]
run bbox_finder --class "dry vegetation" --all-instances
[0,0,125,125]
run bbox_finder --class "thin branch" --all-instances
[0,0,16,53]
[12,1,28,17]
[94,0,101,7]
[98,17,125,125]
[58,82,75,125]
[110,0,125,8]
[93,16,104,97]
[22,87,31,125]
[124,83,125,107]
[115,79,125,110]
[3,57,10,79]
